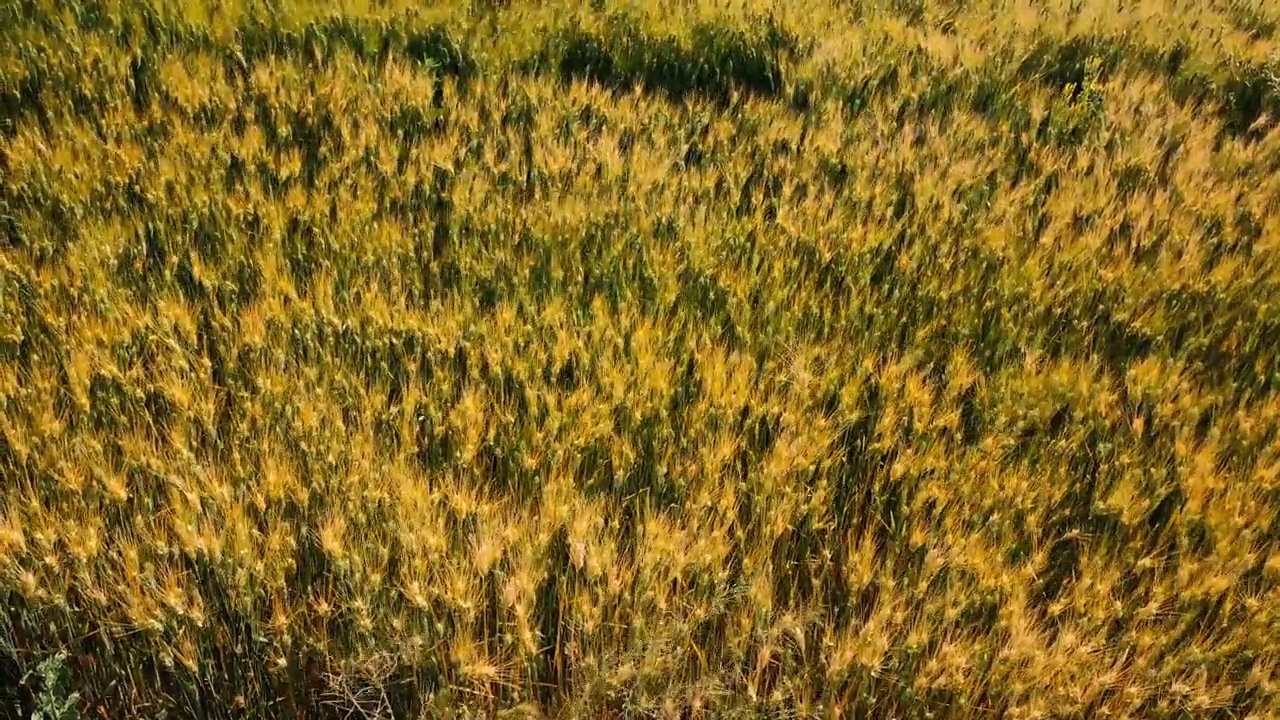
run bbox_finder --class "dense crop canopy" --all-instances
[3,0,1280,717]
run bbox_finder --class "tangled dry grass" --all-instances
[3,0,1280,717]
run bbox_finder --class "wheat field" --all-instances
[2,0,1280,717]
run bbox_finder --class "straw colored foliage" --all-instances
[3,0,1280,716]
